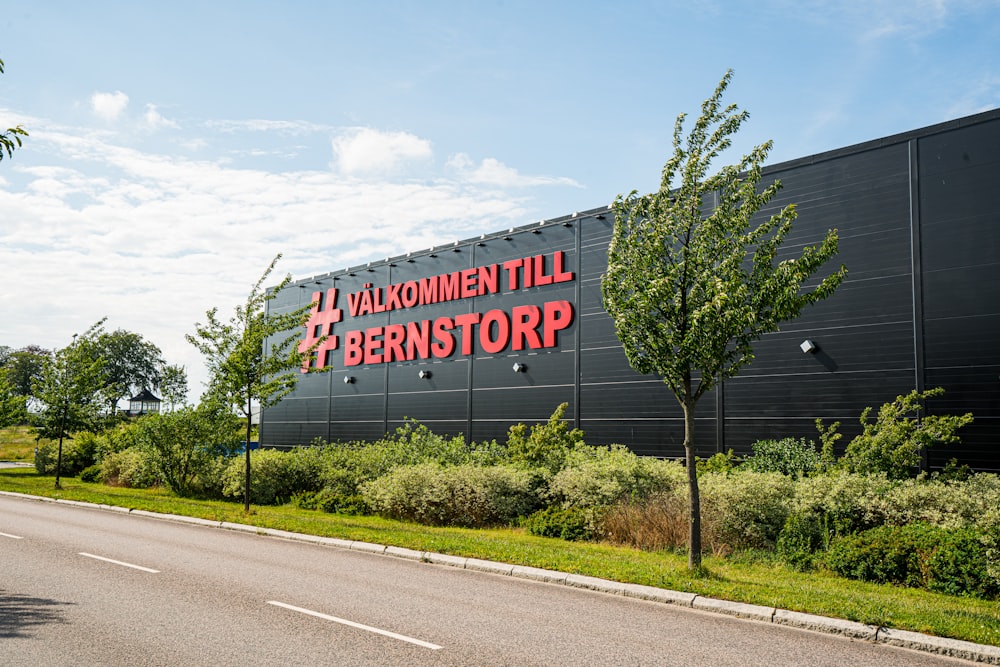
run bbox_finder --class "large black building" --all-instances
[262,109,1000,471]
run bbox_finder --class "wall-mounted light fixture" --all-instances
[800,339,818,354]
[512,362,527,373]
[418,370,432,379]
[343,376,355,384]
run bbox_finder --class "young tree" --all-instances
[187,254,324,511]
[601,71,846,569]
[32,325,108,488]
[0,59,28,161]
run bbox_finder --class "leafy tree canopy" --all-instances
[0,58,28,161]
[601,70,846,568]
[91,328,166,411]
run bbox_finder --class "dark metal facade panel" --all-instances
[260,109,1000,470]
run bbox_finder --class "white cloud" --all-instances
[447,153,583,188]
[144,104,179,130]
[331,127,433,175]
[90,91,129,122]
[0,119,537,394]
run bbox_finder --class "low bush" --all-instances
[100,447,160,488]
[79,463,102,483]
[361,463,542,527]
[549,445,686,512]
[700,471,794,554]
[825,523,999,599]
[33,431,101,477]
[312,423,503,498]
[291,488,369,515]
[790,471,895,537]
[221,448,322,505]
[743,437,820,478]
[521,506,593,541]
[775,511,826,570]
[873,474,1000,529]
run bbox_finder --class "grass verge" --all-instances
[0,426,48,461]
[2,466,998,647]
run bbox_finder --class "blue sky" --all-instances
[1,1,998,398]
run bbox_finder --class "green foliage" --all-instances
[33,431,100,476]
[840,388,973,479]
[873,473,1000,529]
[505,403,584,473]
[791,471,896,538]
[699,471,794,553]
[521,507,593,541]
[221,447,323,505]
[696,449,739,475]
[99,447,161,488]
[158,364,188,411]
[361,463,542,527]
[549,445,686,512]
[33,323,109,444]
[0,367,28,427]
[313,424,494,499]
[776,512,826,571]
[743,437,821,478]
[91,329,165,413]
[79,464,102,483]
[290,488,369,515]
[816,419,842,470]
[825,523,999,599]
[130,403,242,496]
[0,58,28,161]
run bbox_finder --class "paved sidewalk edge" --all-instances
[4,490,999,665]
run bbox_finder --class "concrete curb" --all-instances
[4,490,998,664]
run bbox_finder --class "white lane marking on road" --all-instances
[0,531,24,539]
[78,552,159,573]
[267,600,442,650]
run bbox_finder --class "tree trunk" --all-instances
[244,394,252,512]
[683,398,702,570]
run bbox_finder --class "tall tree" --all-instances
[5,345,50,397]
[0,366,27,427]
[32,324,108,488]
[0,58,28,161]
[92,329,166,412]
[187,254,324,511]
[159,364,189,411]
[601,70,846,570]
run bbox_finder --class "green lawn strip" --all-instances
[0,426,49,461]
[3,467,998,646]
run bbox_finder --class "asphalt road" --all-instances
[0,494,977,666]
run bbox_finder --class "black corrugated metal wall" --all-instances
[262,109,1000,471]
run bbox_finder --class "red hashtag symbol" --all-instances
[299,288,342,372]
